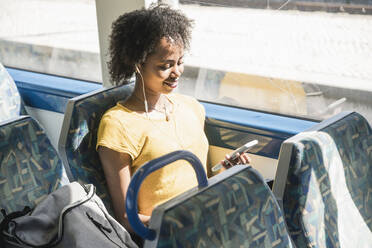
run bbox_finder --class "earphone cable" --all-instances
[137,68,149,119]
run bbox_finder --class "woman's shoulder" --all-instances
[170,93,205,122]
[102,102,130,116]
[100,102,137,124]
[98,102,146,140]
[170,93,201,107]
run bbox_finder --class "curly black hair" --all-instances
[108,4,194,86]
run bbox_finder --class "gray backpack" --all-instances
[0,182,138,248]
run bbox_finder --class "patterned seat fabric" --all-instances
[151,166,293,248]
[0,116,68,221]
[322,113,372,229]
[0,63,27,122]
[58,84,133,213]
[281,112,372,247]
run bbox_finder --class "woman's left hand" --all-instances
[221,152,251,169]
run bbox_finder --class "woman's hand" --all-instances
[139,214,151,227]
[221,152,251,169]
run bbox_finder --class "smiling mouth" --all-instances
[164,80,178,88]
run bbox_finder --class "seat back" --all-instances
[273,111,372,247]
[0,63,27,122]
[58,83,134,212]
[0,116,68,221]
[144,165,293,247]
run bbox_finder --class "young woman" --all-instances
[96,4,250,237]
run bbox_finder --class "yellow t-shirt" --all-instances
[96,93,209,215]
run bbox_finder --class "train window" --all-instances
[1,0,371,121]
[177,0,372,121]
[0,0,101,82]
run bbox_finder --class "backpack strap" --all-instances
[0,207,32,247]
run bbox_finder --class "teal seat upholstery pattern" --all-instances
[147,165,293,248]
[0,116,68,221]
[0,63,27,122]
[321,112,372,227]
[58,83,134,213]
[273,111,372,247]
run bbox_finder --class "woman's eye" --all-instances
[178,60,184,65]
[159,64,171,70]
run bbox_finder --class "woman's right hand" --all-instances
[221,152,251,169]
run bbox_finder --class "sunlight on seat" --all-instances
[300,131,372,247]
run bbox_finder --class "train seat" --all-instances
[58,83,134,213]
[273,111,372,247]
[0,116,68,221]
[0,63,27,122]
[126,151,293,248]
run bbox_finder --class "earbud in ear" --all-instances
[135,65,140,74]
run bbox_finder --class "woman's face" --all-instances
[139,37,184,95]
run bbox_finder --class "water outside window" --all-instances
[1,0,372,121]
[0,0,101,82]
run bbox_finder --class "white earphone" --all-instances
[135,64,140,74]
[135,64,149,117]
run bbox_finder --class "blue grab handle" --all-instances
[125,150,208,240]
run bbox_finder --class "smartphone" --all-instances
[211,140,258,172]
